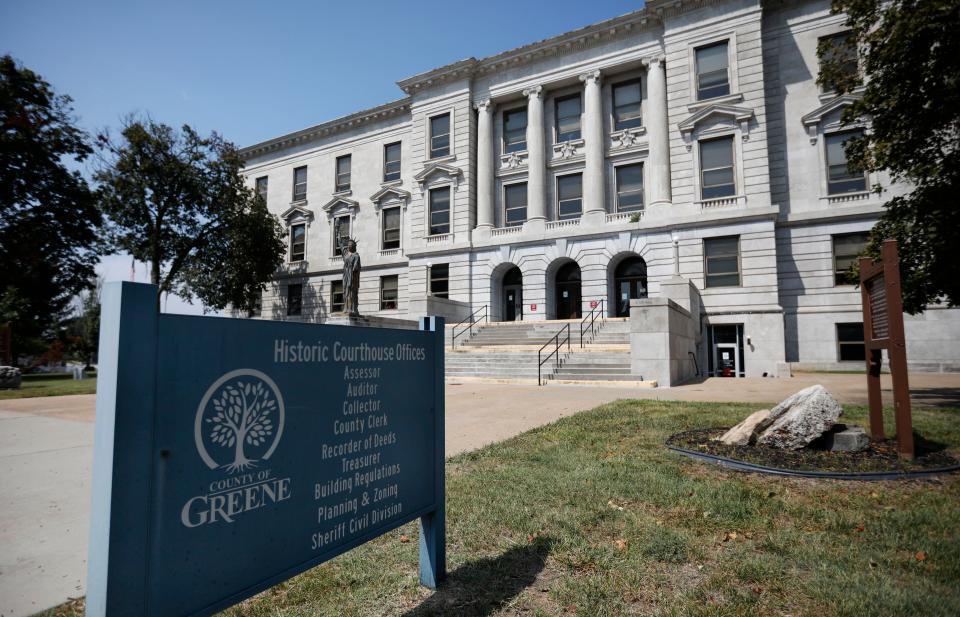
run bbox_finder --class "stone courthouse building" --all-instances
[240,0,959,379]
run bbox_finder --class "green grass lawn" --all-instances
[0,376,97,400]
[43,400,960,616]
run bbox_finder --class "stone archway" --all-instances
[608,253,648,317]
[490,262,523,322]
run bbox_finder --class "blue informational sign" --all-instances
[86,282,445,616]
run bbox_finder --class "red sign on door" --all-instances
[590,300,598,309]
[530,304,537,312]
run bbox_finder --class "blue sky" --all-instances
[2,0,644,312]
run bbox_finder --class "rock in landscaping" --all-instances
[756,384,843,450]
[810,424,870,452]
[717,409,772,446]
[0,366,22,390]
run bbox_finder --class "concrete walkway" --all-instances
[2,373,959,616]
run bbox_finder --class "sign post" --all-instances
[858,239,914,459]
[87,282,445,616]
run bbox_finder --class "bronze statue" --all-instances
[341,238,361,316]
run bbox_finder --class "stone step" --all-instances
[550,373,640,381]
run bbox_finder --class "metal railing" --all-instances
[538,323,571,386]
[579,299,605,348]
[451,305,488,349]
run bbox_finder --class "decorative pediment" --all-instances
[678,104,754,150]
[321,196,359,215]
[414,162,462,190]
[280,205,313,225]
[369,186,411,208]
[801,94,862,144]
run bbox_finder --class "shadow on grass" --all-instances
[908,387,960,408]
[402,536,554,617]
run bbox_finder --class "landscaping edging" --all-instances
[666,443,960,481]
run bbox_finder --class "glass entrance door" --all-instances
[613,257,648,317]
[714,343,738,377]
[503,285,523,321]
[554,261,582,320]
[708,324,745,377]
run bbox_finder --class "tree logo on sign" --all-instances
[194,369,285,474]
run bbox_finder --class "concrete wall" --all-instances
[630,298,699,386]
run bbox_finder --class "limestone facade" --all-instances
[239,0,960,375]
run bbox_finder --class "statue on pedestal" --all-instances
[341,238,361,316]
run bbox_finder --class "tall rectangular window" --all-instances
[503,108,527,153]
[704,236,741,288]
[696,41,730,100]
[430,264,449,298]
[292,166,307,201]
[380,275,398,310]
[700,136,736,199]
[429,113,450,159]
[833,232,870,285]
[556,174,582,220]
[428,186,451,235]
[335,155,351,192]
[826,131,867,194]
[837,322,866,361]
[330,281,344,313]
[382,206,401,250]
[287,283,302,316]
[248,289,262,318]
[504,183,527,227]
[255,176,268,204]
[383,142,401,182]
[612,80,642,130]
[555,94,582,142]
[289,223,306,262]
[333,215,350,256]
[819,31,859,93]
[615,164,644,212]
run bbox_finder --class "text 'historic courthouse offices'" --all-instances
[239,0,959,378]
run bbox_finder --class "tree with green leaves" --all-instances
[819,0,960,313]
[65,276,101,369]
[0,55,101,358]
[95,119,285,312]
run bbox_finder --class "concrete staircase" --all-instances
[550,351,637,383]
[446,318,653,386]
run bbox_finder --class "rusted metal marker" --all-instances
[858,239,914,459]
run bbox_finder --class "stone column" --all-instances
[523,85,546,222]
[645,56,672,208]
[475,99,495,229]
[580,70,606,215]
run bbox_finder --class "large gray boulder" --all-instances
[0,366,21,390]
[756,384,843,449]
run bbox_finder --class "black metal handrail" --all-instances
[579,298,605,348]
[451,305,488,349]
[538,323,571,386]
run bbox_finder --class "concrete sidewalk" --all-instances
[2,373,959,616]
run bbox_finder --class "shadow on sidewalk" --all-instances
[401,536,554,617]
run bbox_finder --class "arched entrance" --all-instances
[613,256,648,317]
[554,262,582,319]
[501,266,523,321]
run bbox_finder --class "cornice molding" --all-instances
[678,103,755,150]
[414,162,463,190]
[240,99,411,160]
[369,186,411,206]
[280,205,314,223]
[801,94,863,144]
[394,0,724,95]
[321,196,360,213]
